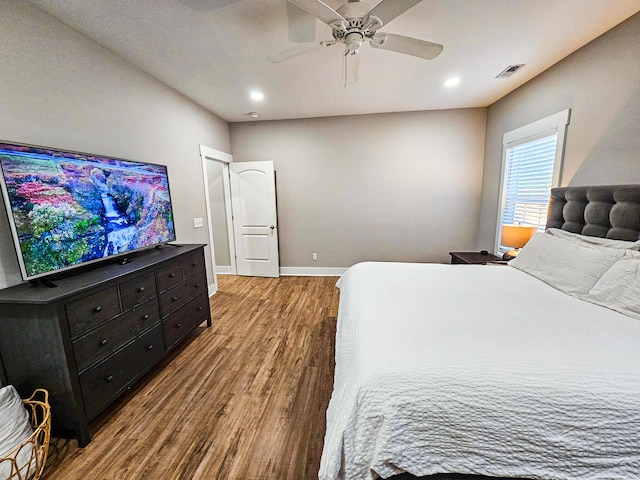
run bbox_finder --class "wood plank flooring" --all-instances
[43,275,340,480]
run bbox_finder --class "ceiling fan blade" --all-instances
[287,0,346,27]
[370,33,443,60]
[343,52,360,87]
[365,0,423,26]
[267,41,332,63]
[287,2,316,43]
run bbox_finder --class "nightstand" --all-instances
[449,251,504,265]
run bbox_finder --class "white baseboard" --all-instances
[208,283,218,296]
[215,266,232,275]
[279,267,347,276]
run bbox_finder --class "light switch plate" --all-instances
[193,217,204,228]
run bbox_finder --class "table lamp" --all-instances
[501,224,536,260]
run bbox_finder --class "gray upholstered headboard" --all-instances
[546,185,640,241]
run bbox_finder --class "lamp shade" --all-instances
[501,224,536,248]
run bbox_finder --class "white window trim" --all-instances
[495,109,571,254]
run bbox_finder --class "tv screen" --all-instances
[0,141,177,281]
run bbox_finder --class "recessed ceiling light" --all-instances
[250,91,264,101]
[444,77,460,87]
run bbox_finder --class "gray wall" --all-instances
[477,12,640,250]
[230,108,487,268]
[0,1,231,289]
[2,1,637,283]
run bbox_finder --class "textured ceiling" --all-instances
[29,0,640,122]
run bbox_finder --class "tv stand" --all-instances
[0,244,211,447]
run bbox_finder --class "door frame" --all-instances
[200,145,237,286]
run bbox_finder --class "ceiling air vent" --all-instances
[496,64,524,78]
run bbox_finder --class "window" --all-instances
[496,109,570,253]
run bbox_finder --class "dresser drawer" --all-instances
[66,287,121,338]
[185,271,207,299]
[120,271,157,311]
[162,293,209,348]
[183,250,205,279]
[158,272,207,318]
[79,325,164,420]
[73,299,160,372]
[155,260,184,292]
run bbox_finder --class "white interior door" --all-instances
[230,161,280,277]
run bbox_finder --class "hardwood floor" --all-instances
[43,274,341,480]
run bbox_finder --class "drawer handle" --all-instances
[176,323,182,329]
[146,345,154,351]
[172,296,179,302]
[169,273,175,278]
[105,375,114,383]
[195,283,201,288]
[143,314,150,320]
[94,305,102,313]
[99,339,108,346]
[197,306,203,311]
[192,262,199,266]
[138,286,145,292]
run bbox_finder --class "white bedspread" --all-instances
[319,262,640,480]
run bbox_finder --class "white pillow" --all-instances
[508,232,624,296]
[546,228,640,250]
[0,385,34,478]
[585,250,640,320]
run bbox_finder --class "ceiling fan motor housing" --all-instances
[333,0,380,47]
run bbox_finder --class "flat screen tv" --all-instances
[0,141,177,282]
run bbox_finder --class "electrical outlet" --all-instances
[312,252,318,261]
[193,217,204,228]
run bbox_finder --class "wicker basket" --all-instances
[0,389,51,480]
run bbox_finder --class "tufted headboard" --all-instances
[546,185,640,241]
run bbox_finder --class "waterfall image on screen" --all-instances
[0,142,176,280]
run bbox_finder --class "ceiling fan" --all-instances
[268,0,443,87]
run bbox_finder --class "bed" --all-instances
[319,185,640,480]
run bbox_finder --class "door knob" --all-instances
[270,225,276,230]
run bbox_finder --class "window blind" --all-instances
[500,131,558,245]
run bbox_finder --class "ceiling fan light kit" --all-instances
[269,0,444,86]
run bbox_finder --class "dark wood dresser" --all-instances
[0,244,211,446]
